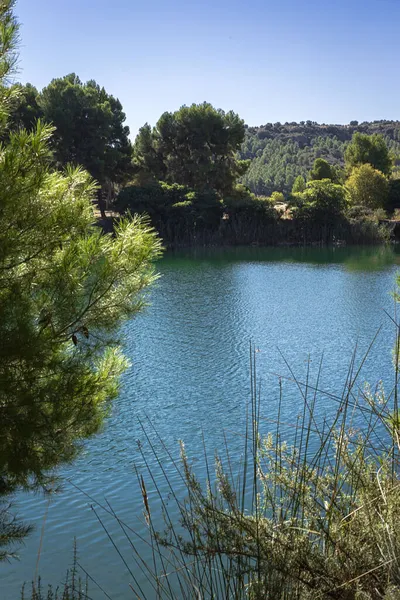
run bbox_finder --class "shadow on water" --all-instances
[165,244,400,272]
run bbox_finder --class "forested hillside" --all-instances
[240,121,400,195]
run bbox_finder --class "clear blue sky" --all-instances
[14,0,400,138]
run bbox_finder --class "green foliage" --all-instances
[117,181,220,215]
[132,123,165,184]
[117,178,390,247]
[240,122,400,195]
[0,131,162,499]
[345,206,390,243]
[345,132,393,175]
[291,179,347,223]
[2,75,132,217]
[347,205,387,222]
[133,103,248,194]
[241,136,345,196]
[223,185,257,208]
[0,498,32,562]
[5,83,42,134]
[387,178,400,212]
[309,157,336,181]
[270,190,285,204]
[117,181,290,246]
[292,175,306,193]
[117,181,187,214]
[117,180,223,243]
[223,185,276,215]
[0,3,162,560]
[38,74,133,187]
[346,164,389,209]
[0,1,18,129]
[2,76,133,217]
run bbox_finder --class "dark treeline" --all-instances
[119,111,399,247]
[6,79,400,247]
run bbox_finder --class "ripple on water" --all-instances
[3,246,400,599]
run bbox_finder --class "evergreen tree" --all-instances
[292,175,306,193]
[133,103,249,195]
[345,132,392,176]
[309,158,336,181]
[39,74,132,186]
[6,82,42,133]
[0,1,162,560]
[39,74,133,216]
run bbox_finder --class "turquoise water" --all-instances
[2,245,400,599]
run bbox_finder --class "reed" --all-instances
[21,542,89,600]
[27,325,400,599]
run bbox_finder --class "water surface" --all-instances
[3,245,400,599]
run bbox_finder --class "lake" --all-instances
[3,245,400,599]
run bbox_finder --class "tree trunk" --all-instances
[97,188,106,219]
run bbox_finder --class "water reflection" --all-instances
[3,245,400,599]
[168,244,400,272]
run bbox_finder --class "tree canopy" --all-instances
[133,103,249,194]
[309,158,337,181]
[292,179,347,224]
[344,132,392,176]
[5,83,43,133]
[39,74,133,187]
[292,175,306,193]
[4,75,133,195]
[346,164,389,209]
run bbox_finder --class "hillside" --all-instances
[240,120,400,196]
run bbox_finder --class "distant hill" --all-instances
[239,120,400,196]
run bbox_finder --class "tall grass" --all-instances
[27,327,400,599]
[21,542,89,600]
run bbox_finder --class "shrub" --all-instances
[347,164,389,209]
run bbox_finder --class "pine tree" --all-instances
[0,0,162,560]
